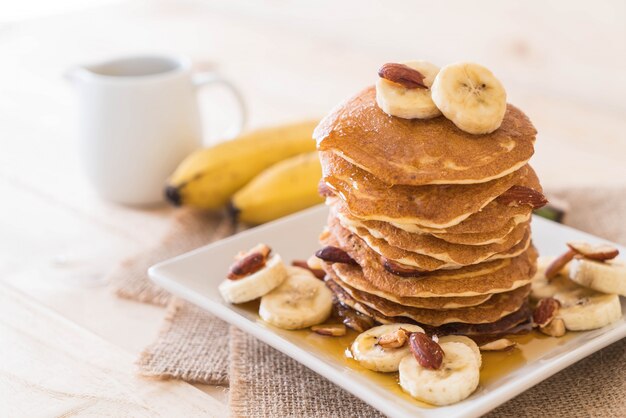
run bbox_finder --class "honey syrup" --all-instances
[236,301,574,408]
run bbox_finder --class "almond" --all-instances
[315,246,358,265]
[334,301,375,333]
[236,243,271,260]
[567,241,619,261]
[383,258,425,277]
[479,338,517,351]
[291,260,325,280]
[311,324,347,337]
[378,63,427,89]
[228,252,267,280]
[532,297,561,328]
[409,332,444,370]
[539,318,566,337]
[545,250,576,280]
[496,186,548,209]
[378,328,409,349]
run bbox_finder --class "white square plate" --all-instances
[149,205,626,418]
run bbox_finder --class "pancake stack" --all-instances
[313,86,546,337]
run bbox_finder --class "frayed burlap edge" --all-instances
[137,298,230,385]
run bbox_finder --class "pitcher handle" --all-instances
[192,71,247,142]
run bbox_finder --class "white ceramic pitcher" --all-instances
[66,55,245,205]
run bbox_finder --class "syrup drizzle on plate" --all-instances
[237,300,575,407]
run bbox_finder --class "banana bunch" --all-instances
[231,152,323,224]
[165,120,320,217]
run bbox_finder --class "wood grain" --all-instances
[0,284,226,417]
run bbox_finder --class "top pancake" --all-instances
[314,86,536,186]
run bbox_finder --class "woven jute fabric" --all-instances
[137,298,230,385]
[108,208,236,306]
[228,326,386,418]
[485,338,626,417]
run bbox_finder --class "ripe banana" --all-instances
[438,335,481,368]
[532,257,623,331]
[219,254,287,304]
[350,324,424,372]
[376,60,441,119]
[399,341,480,406]
[165,120,318,209]
[431,62,507,134]
[569,257,626,296]
[231,152,324,224]
[259,266,333,329]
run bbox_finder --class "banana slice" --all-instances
[219,254,287,304]
[399,341,480,406]
[431,62,507,134]
[259,267,333,329]
[375,61,441,119]
[558,291,621,331]
[438,335,481,368]
[350,324,424,372]
[569,257,626,297]
[532,258,623,331]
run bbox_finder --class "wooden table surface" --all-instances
[1,0,625,416]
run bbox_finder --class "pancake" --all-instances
[323,263,493,309]
[327,273,530,326]
[391,202,532,235]
[329,215,530,271]
[314,86,536,186]
[327,279,532,336]
[350,222,531,269]
[320,151,541,227]
[331,196,532,245]
[335,207,530,264]
[322,226,537,297]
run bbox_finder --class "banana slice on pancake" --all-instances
[399,340,480,406]
[259,267,333,330]
[569,257,626,297]
[350,324,424,372]
[532,258,622,331]
[219,253,287,304]
[431,62,507,134]
[375,61,441,119]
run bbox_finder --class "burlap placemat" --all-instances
[228,326,386,418]
[486,338,626,417]
[137,298,230,385]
